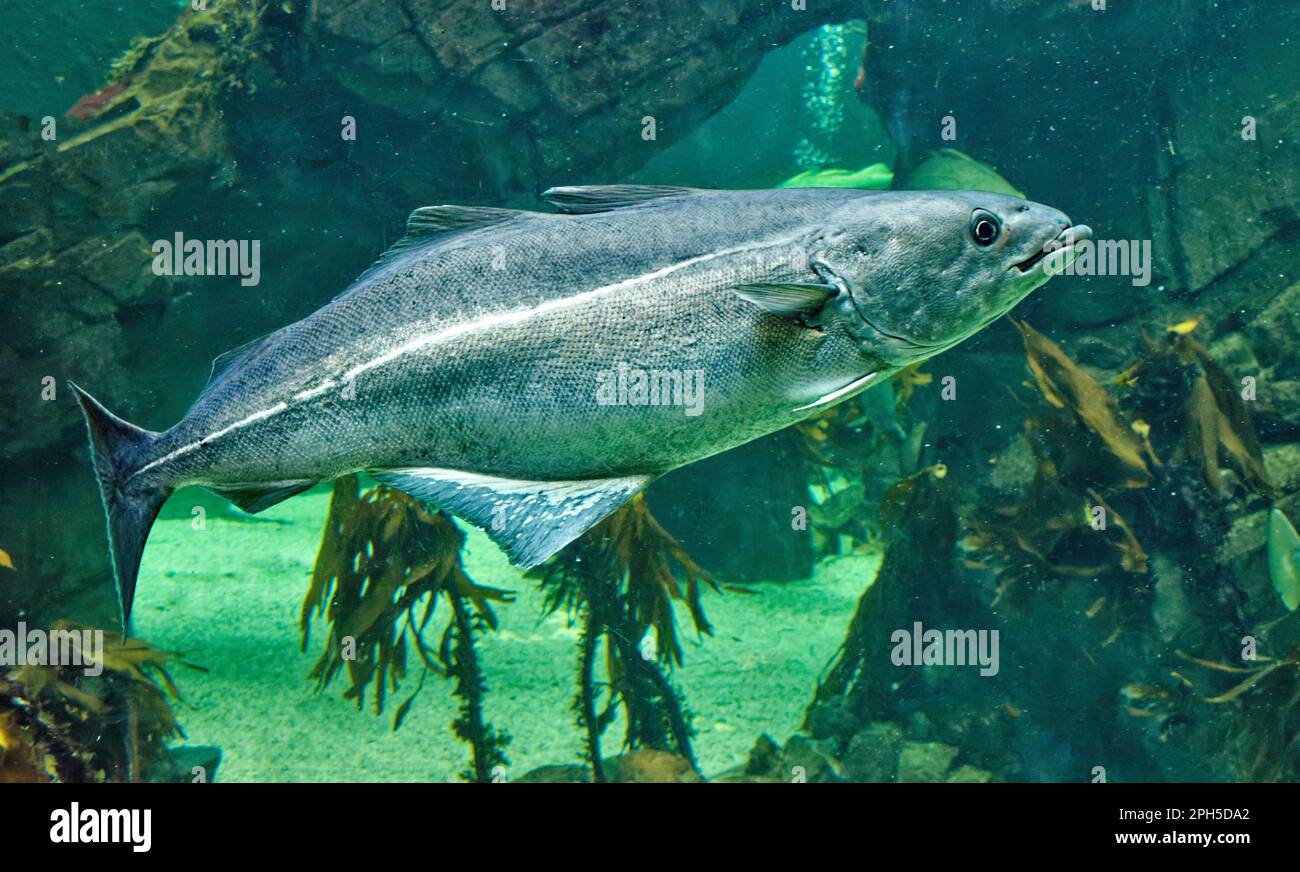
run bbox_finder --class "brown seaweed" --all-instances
[0,624,186,783]
[1015,320,1151,487]
[1120,321,1273,497]
[964,323,1171,615]
[1177,644,1300,781]
[301,475,514,780]
[534,493,715,780]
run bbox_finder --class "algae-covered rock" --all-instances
[902,148,1024,197]
[841,721,904,782]
[780,163,892,190]
[607,749,702,783]
[781,734,844,783]
[1251,380,1300,439]
[1249,281,1300,381]
[1215,509,1284,621]
[312,0,860,195]
[515,764,591,783]
[988,435,1036,496]
[1151,554,1196,647]
[945,764,994,784]
[1,0,261,622]
[1264,444,1300,495]
[896,740,959,783]
[1207,332,1262,377]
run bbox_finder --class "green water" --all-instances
[2,0,1298,785]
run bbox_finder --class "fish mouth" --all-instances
[1012,224,1093,274]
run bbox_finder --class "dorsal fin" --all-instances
[405,204,527,236]
[541,184,696,214]
[335,204,535,301]
[200,333,274,396]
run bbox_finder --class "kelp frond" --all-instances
[539,493,716,667]
[301,475,513,718]
[1,624,187,783]
[1176,644,1300,781]
[1121,322,1273,497]
[533,493,713,775]
[1015,319,1151,487]
[301,475,514,780]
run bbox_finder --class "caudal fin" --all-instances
[69,382,170,631]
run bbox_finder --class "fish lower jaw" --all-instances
[1011,223,1094,277]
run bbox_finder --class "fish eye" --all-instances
[970,210,1001,247]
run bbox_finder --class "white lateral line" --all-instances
[136,402,289,475]
[341,237,795,382]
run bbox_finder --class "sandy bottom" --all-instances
[135,487,877,782]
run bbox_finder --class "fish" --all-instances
[1267,507,1300,611]
[69,184,1089,627]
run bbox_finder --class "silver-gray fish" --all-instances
[70,185,1089,626]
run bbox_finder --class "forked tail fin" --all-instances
[68,382,170,632]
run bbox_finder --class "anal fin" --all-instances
[211,480,316,514]
[371,467,655,567]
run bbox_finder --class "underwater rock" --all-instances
[1264,445,1300,495]
[1207,332,1262,377]
[311,0,859,195]
[948,764,995,784]
[1156,27,1300,293]
[514,764,591,784]
[864,0,1297,333]
[740,733,783,778]
[1250,381,1300,441]
[896,741,959,783]
[946,765,993,784]
[1217,509,1273,567]
[900,148,1023,197]
[606,749,701,784]
[1214,508,1296,624]
[1248,281,1300,379]
[780,734,844,784]
[1151,554,1197,648]
[1,0,260,619]
[149,745,222,784]
[988,434,1036,496]
[795,696,857,743]
[840,721,904,783]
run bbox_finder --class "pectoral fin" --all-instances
[371,467,655,567]
[734,282,837,322]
